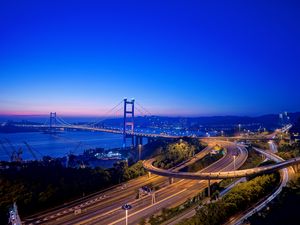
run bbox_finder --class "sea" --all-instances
[0,115,207,162]
[0,130,129,161]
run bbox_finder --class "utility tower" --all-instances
[123,98,135,148]
[49,112,57,131]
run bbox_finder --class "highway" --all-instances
[25,174,169,224]
[24,144,213,225]
[25,141,247,225]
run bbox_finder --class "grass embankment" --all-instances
[276,141,300,160]
[239,147,264,170]
[251,140,270,150]
[179,147,224,173]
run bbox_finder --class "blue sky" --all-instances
[1,0,300,116]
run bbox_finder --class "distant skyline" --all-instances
[1,1,300,117]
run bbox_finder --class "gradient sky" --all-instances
[1,0,300,117]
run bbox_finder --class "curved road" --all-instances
[224,147,291,225]
[143,148,300,180]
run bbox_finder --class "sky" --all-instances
[1,0,300,117]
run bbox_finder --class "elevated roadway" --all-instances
[16,124,182,139]
[143,154,300,180]
[17,123,291,141]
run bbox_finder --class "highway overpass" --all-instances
[143,147,300,180]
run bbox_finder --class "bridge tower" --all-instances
[49,112,57,131]
[123,98,135,148]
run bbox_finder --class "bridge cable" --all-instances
[89,100,124,126]
[135,101,152,116]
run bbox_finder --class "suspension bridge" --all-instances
[16,98,181,149]
[15,98,293,147]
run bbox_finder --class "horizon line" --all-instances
[0,111,297,118]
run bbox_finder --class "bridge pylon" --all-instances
[50,112,57,132]
[123,98,135,148]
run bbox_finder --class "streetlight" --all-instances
[233,155,236,171]
[138,144,142,160]
[122,204,132,225]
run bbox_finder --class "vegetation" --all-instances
[248,173,300,225]
[178,173,280,225]
[251,140,269,150]
[180,148,224,172]
[239,147,264,170]
[140,139,172,159]
[277,141,300,160]
[218,178,236,189]
[153,138,206,169]
[0,160,146,224]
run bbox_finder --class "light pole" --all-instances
[233,155,236,171]
[122,204,132,225]
[138,144,142,160]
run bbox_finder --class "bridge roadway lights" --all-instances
[148,172,151,178]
